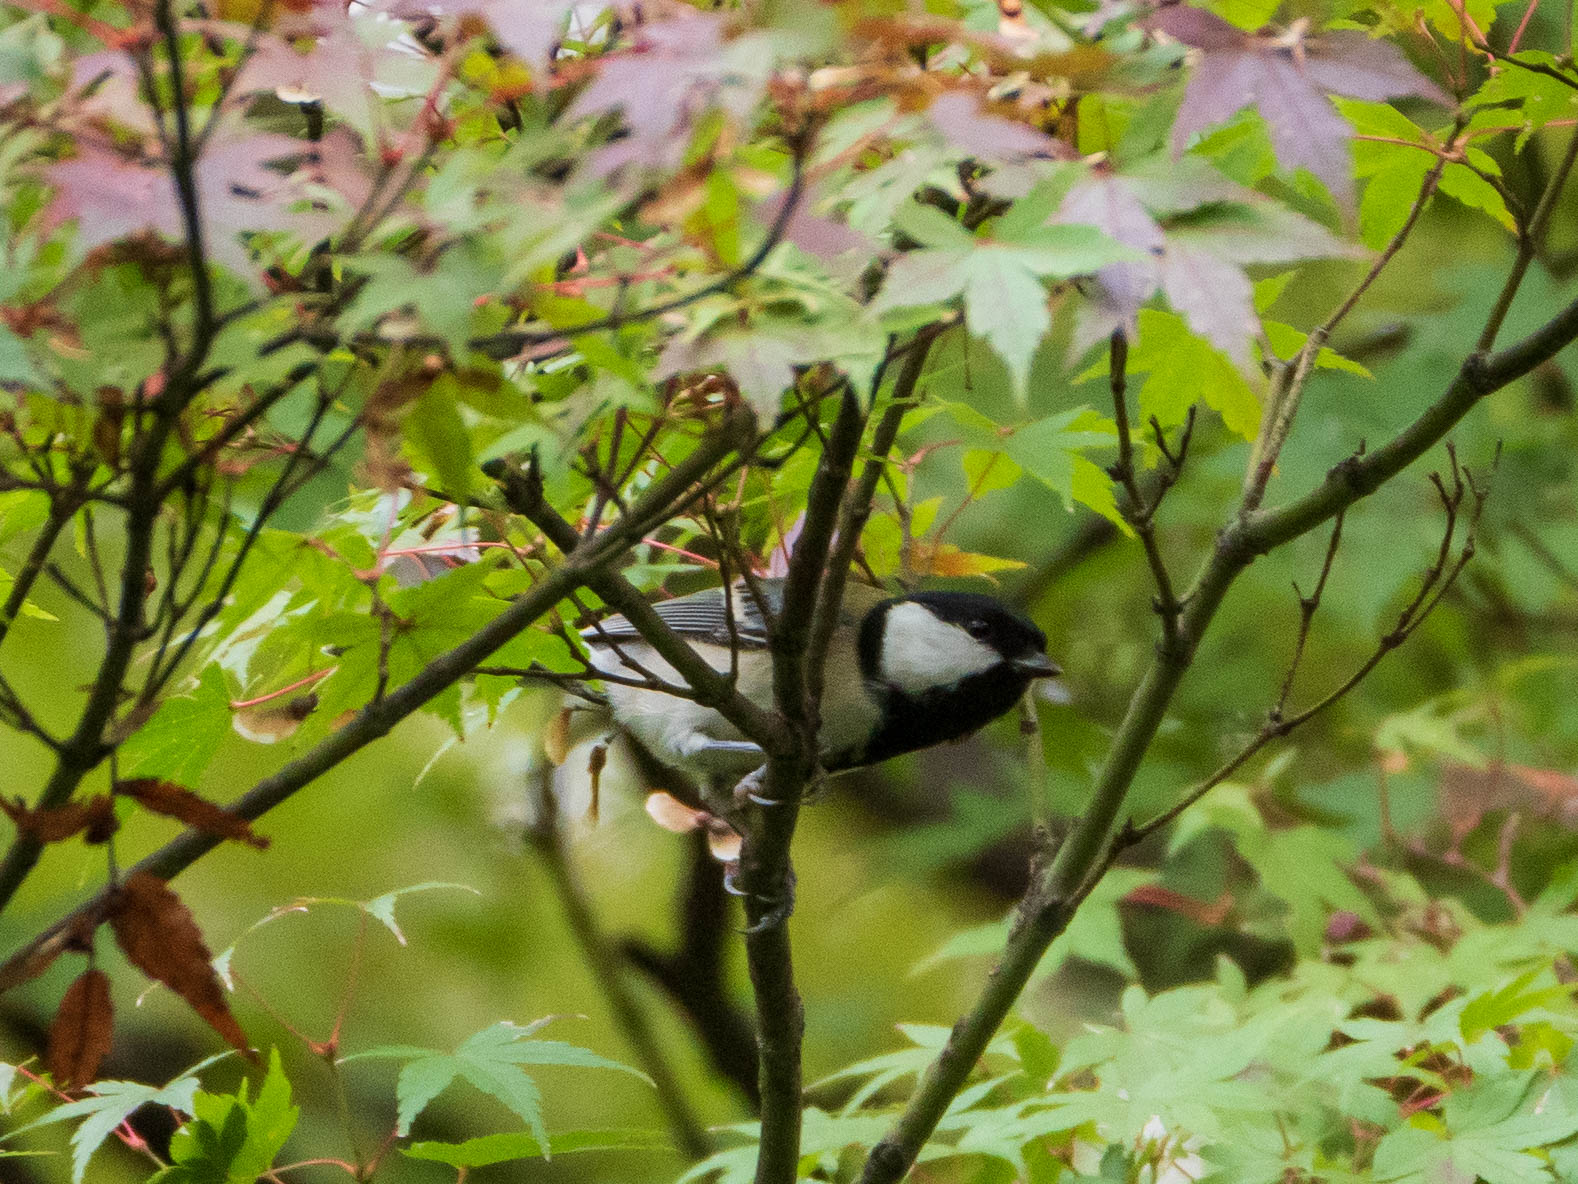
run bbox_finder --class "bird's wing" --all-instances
[581,582,778,649]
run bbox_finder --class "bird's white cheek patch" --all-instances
[878,602,1000,695]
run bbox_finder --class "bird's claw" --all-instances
[721,863,796,932]
[733,765,770,808]
[734,763,830,808]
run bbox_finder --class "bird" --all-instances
[578,579,1060,787]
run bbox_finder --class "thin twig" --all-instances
[1126,455,1490,849]
[154,0,215,364]
[1478,125,1578,352]
[466,156,806,360]
[1242,135,1459,513]
[1272,508,1346,719]
[0,496,80,651]
[1108,331,1184,649]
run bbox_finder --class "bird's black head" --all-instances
[848,590,1060,768]
[909,590,1055,672]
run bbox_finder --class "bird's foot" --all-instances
[723,864,797,933]
[733,762,829,808]
[733,764,770,808]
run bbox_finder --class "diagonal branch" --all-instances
[0,414,757,991]
[525,763,711,1159]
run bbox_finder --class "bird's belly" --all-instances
[589,640,882,774]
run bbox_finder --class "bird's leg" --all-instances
[680,735,766,765]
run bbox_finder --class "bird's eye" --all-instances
[966,619,991,639]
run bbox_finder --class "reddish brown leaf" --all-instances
[1123,883,1233,926]
[49,969,114,1090]
[114,779,270,850]
[0,794,117,843]
[109,873,251,1056]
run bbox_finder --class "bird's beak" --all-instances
[1013,653,1061,678]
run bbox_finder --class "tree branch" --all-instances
[154,0,215,364]
[805,329,939,708]
[743,385,866,1184]
[622,829,761,1107]
[488,427,780,748]
[0,493,80,650]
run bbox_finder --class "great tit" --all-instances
[580,579,1060,784]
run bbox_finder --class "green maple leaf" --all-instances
[1,1056,231,1184]
[347,1021,650,1143]
[152,1049,299,1184]
[874,201,1136,399]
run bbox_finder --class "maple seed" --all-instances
[49,968,114,1090]
[109,872,253,1057]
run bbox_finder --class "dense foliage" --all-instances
[0,0,1577,1180]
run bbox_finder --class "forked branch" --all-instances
[1123,446,1493,852]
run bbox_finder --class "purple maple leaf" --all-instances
[384,0,577,65]
[1151,6,1451,207]
[926,92,1072,163]
[566,12,774,177]
[41,124,332,285]
[1056,158,1349,363]
[68,53,162,138]
[237,5,435,138]
[757,188,873,263]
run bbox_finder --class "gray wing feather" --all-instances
[581,581,779,648]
